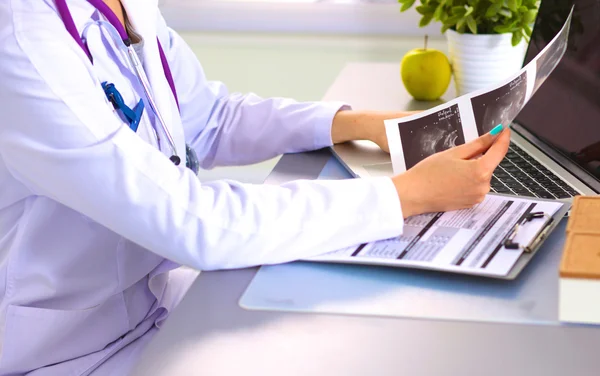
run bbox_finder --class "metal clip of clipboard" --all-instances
[503,211,555,253]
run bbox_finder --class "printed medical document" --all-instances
[309,195,563,277]
[385,7,574,174]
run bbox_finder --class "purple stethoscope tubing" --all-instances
[54,0,183,165]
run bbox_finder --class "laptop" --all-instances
[333,0,600,200]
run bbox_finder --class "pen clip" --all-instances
[503,211,552,252]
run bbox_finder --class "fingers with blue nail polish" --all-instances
[490,124,504,136]
[392,127,511,217]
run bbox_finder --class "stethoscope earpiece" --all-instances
[169,155,181,166]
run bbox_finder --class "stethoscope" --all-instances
[54,0,199,174]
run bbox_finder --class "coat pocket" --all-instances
[0,293,129,374]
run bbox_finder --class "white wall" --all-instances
[160,0,443,36]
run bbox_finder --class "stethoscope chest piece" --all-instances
[185,145,199,174]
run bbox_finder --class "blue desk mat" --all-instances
[239,155,566,325]
[317,154,353,180]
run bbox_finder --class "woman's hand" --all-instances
[331,110,419,152]
[392,128,511,218]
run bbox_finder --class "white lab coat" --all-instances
[0,0,404,374]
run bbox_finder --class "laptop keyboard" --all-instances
[491,143,579,199]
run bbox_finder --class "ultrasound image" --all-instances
[471,71,528,136]
[534,24,569,93]
[399,104,465,169]
[533,5,576,93]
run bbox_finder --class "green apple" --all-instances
[401,36,452,101]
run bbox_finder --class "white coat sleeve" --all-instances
[156,16,347,169]
[0,17,404,271]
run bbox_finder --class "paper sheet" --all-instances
[309,195,563,277]
[385,8,574,174]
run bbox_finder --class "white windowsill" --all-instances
[159,0,443,36]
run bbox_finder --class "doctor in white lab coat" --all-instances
[0,0,510,374]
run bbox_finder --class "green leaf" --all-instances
[434,5,445,20]
[494,24,513,33]
[420,14,434,27]
[487,2,503,17]
[512,30,523,46]
[415,5,435,15]
[499,8,513,18]
[400,0,416,12]
[507,0,518,12]
[452,6,466,15]
[523,24,533,37]
[523,9,537,23]
[445,15,461,24]
[466,15,477,34]
[441,23,451,33]
[456,18,467,33]
[464,5,474,17]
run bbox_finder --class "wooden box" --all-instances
[559,196,600,324]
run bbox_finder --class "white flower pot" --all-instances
[446,29,528,96]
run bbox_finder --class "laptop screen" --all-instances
[516,0,600,184]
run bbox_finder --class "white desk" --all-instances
[321,62,455,111]
[131,63,600,376]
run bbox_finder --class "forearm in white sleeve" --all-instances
[156,16,349,169]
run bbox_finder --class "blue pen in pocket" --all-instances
[101,82,145,132]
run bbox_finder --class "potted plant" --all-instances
[398,0,540,96]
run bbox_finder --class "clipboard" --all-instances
[500,195,571,280]
[306,194,571,281]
